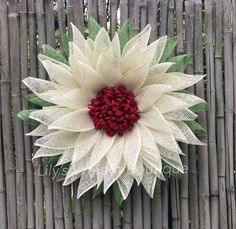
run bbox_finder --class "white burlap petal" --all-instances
[29,107,72,125]
[150,129,183,155]
[48,109,94,132]
[168,121,188,143]
[151,35,167,65]
[117,170,134,199]
[159,146,184,173]
[64,157,90,185]
[122,24,151,57]
[121,40,158,74]
[95,158,107,186]
[137,122,158,158]
[73,130,101,163]
[155,94,187,113]
[140,107,171,132]
[169,92,205,107]
[77,171,97,198]
[40,59,78,89]
[35,131,78,149]
[119,62,149,91]
[22,77,58,102]
[50,89,91,109]
[123,124,141,173]
[135,84,171,111]
[172,121,205,145]
[33,147,71,159]
[163,108,197,121]
[151,72,205,91]
[131,157,144,185]
[26,124,51,136]
[96,33,122,86]
[142,169,157,198]
[71,23,86,54]
[56,149,74,166]
[148,62,174,76]
[69,42,89,65]
[106,136,124,172]
[94,28,110,54]
[88,133,115,169]
[79,61,107,96]
[103,159,126,193]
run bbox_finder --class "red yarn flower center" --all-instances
[88,86,140,137]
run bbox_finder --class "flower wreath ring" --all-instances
[19,20,206,203]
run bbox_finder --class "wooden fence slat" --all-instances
[103,190,112,229]
[123,193,132,229]
[119,0,128,26]
[159,0,168,36]
[0,1,17,228]
[147,0,157,42]
[132,185,143,229]
[110,0,117,38]
[215,1,228,228]
[223,0,236,228]
[98,0,107,28]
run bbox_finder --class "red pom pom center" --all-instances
[88,85,140,137]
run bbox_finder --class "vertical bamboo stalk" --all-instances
[204,1,219,228]
[103,190,112,229]
[88,0,99,21]
[123,193,132,229]
[159,0,168,36]
[26,0,37,228]
[175,0,184,54]
[185,2,199,229]
[45,0,55,47]
[92,196,104,229]
[35,0,46,79]
[140,0,147,30]
[170,178,180,229]
[167,0,174,36]
[129,0,140,34]
[63,186,73,229]
[132,185,143,229]
[151,185,162,229]
[120,0,128,26]
[57,0,66,54]
[73,0,84,33]
[98,0,107,28]
[147,0,157,42]
[194,1,211,229]
[83,191,92,229]
[223,0,236,228]
[53,180,65,229]
[162,180,169,229]
[73,182,83,229]
[110,0,117,38]
[142,189,151,229]
[67,0,74,36]
[112,197,121,228]
[233,0,236,227]
[215,1,228,228]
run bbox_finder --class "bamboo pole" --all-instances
[142,189,151,229]
[92,196,104,229]
[140,0,147,31]
[194,1,211,229]
[162,180,169,229]
[123,195,132,229]
[120,0,128,26]
[57,0,66,54]
[110,0,117,38]
[88,0,99,21]
[112,196,121,229]
[83,191,92,229]
[63,186,73,229]
[26,0,37,228]
[132,185,143,229]
[204,1,219,228]
[185,2,199,229]
[175,0,184,54]
[73,0,84,33]
[0,1,17,228]
[67,0,74,36]
[215,1,228,228]
[151,185,162,229]
[223,0,236,228]
[147,0,157,42]
[128,0,140,34]
[45,0,55,47]
[159,0,168,36]
[103,190,112,229]
[167,0,174,36]
[98,0,107,28]
[73,181,83,229]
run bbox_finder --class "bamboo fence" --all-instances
[0,0,235,228]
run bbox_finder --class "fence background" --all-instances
[0,0,235,228]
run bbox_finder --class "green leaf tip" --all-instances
[17,109,39,127]
[88,17,101,40]
[167,54,192,72]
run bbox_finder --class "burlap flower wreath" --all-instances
[18,19,207,205]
